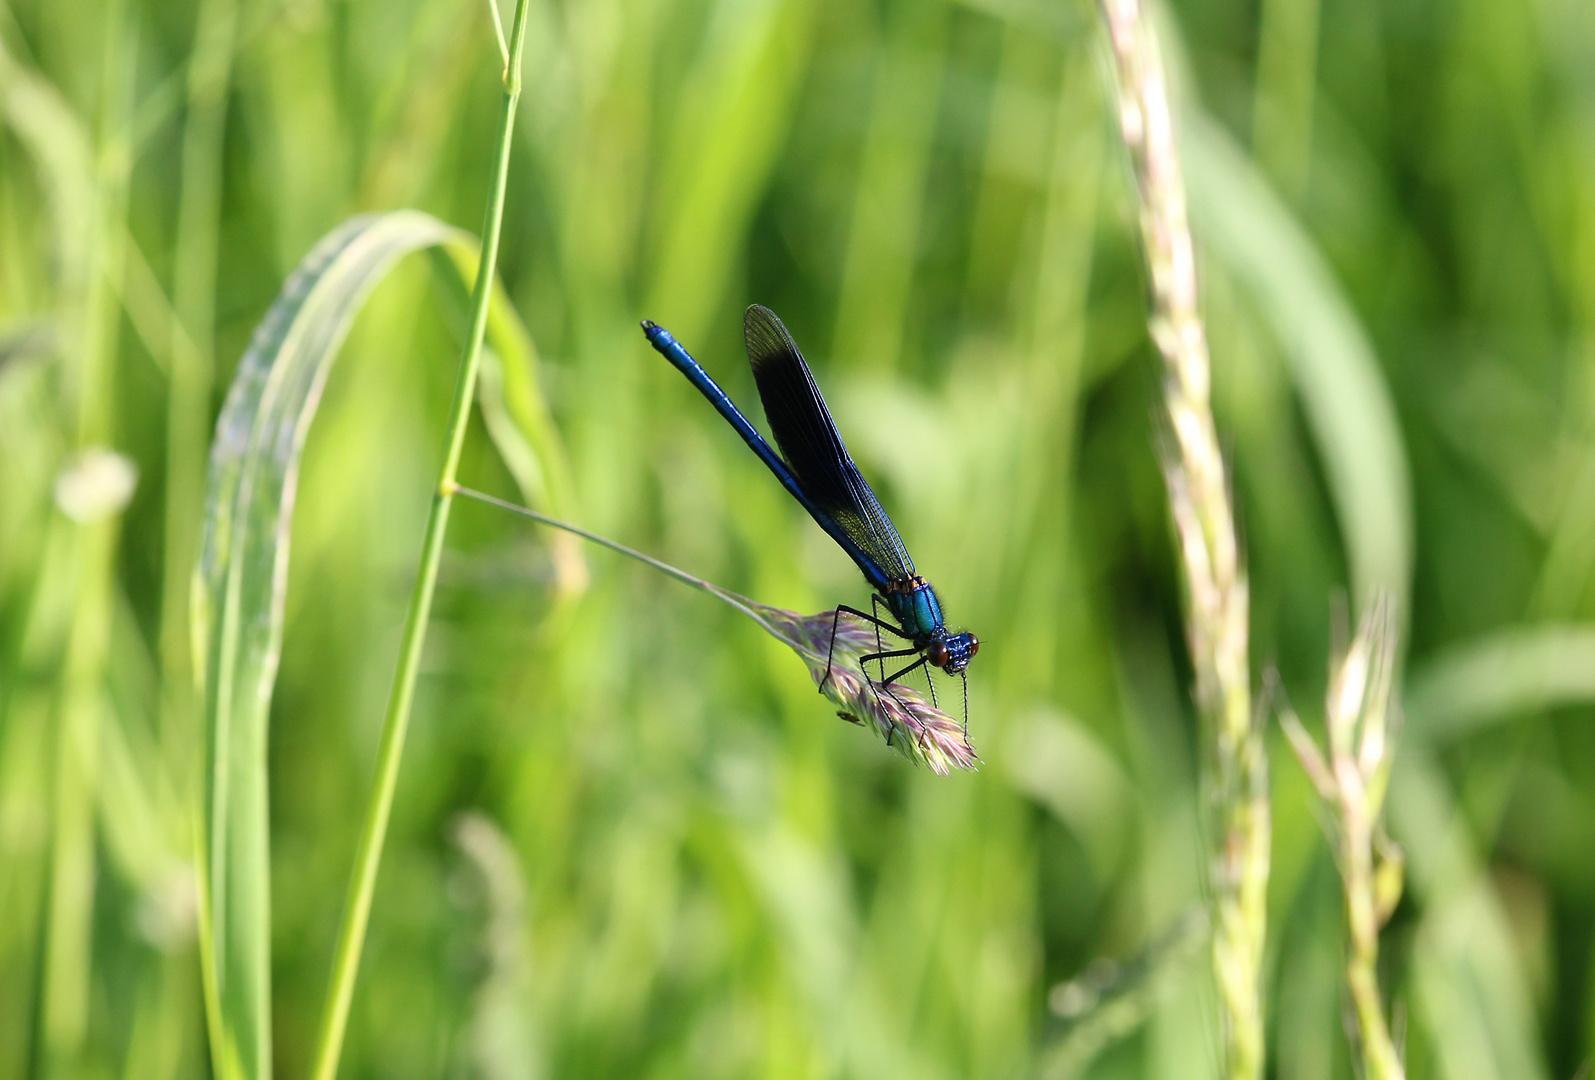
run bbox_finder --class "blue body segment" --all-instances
[643,321,892,594]
[889,583,945,639]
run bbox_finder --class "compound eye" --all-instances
[966,634,980,659]
[927,639,950,668]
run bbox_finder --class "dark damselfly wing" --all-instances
[743,304,916,583]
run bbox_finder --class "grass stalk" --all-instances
[304,5,533,1078]
[1282,598,1405,1080]
[450,484,733,599]
[447,484,793,638]
[1097,0,1268,1075]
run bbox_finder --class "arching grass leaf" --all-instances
[1405,624,1595,742]
[192,211,573,1080]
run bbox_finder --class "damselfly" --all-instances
[642,305,979,731]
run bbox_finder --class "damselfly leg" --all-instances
[820,602,911,692]
[881,654,931,687]
[858,645,921,684]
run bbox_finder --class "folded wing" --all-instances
[743,304,915,583]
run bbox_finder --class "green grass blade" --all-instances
[831,0,948,373]
[194,210,453,1080]
[0,34,95,300]
[307,5,534,1070]
[1184,111,1412,603]
[193,204,568,1080]
[1404,624,1595,742]
[163,0,240,792]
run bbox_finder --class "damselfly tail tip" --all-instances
[640,319,658,332]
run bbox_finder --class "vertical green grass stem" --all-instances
[305,6,531,1078]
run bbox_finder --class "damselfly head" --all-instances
[928,630,979,675]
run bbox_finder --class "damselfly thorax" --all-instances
[881,576,979,675]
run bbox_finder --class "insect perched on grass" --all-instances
[642,305,980,732]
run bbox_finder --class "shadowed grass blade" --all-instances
[1184,111,1412,603]
[1393,622,1593,1080]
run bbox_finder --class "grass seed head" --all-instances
[749,604,979,775]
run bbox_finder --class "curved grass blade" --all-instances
[1183,111,1412,604]
[1404,624,1595,742]
[192,209,572,1080]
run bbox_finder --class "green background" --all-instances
[2,0,1592,1076]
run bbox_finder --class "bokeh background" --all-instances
[3,0,1594,1077]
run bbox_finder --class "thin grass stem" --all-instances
[305,5,533,1078]
[1286,598,1406,1080]
[448,484,792,642]
[448,484,979,773]
[483,0,509,69]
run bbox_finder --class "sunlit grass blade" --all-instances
[162,0,240,798]
[194,210,452,1080]
[0,35,95,298]
[1404,624,1595,742]
[192,202,569,1080]
[643,0,817,336]
[832,0,947,373]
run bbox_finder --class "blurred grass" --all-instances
[1,0,1594,1078]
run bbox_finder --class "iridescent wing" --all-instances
[743,304,916,583]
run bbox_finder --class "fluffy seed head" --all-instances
[746,604,980,775]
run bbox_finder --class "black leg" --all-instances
[820,603,912,694]
[859,646,920,685]
[840,602,912,639]
[869,595,888,675]
[874,658,931,740]
[960,672,969,738]
[819,607,845,693]
[860,644,922,736]
[882,655,930,686]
